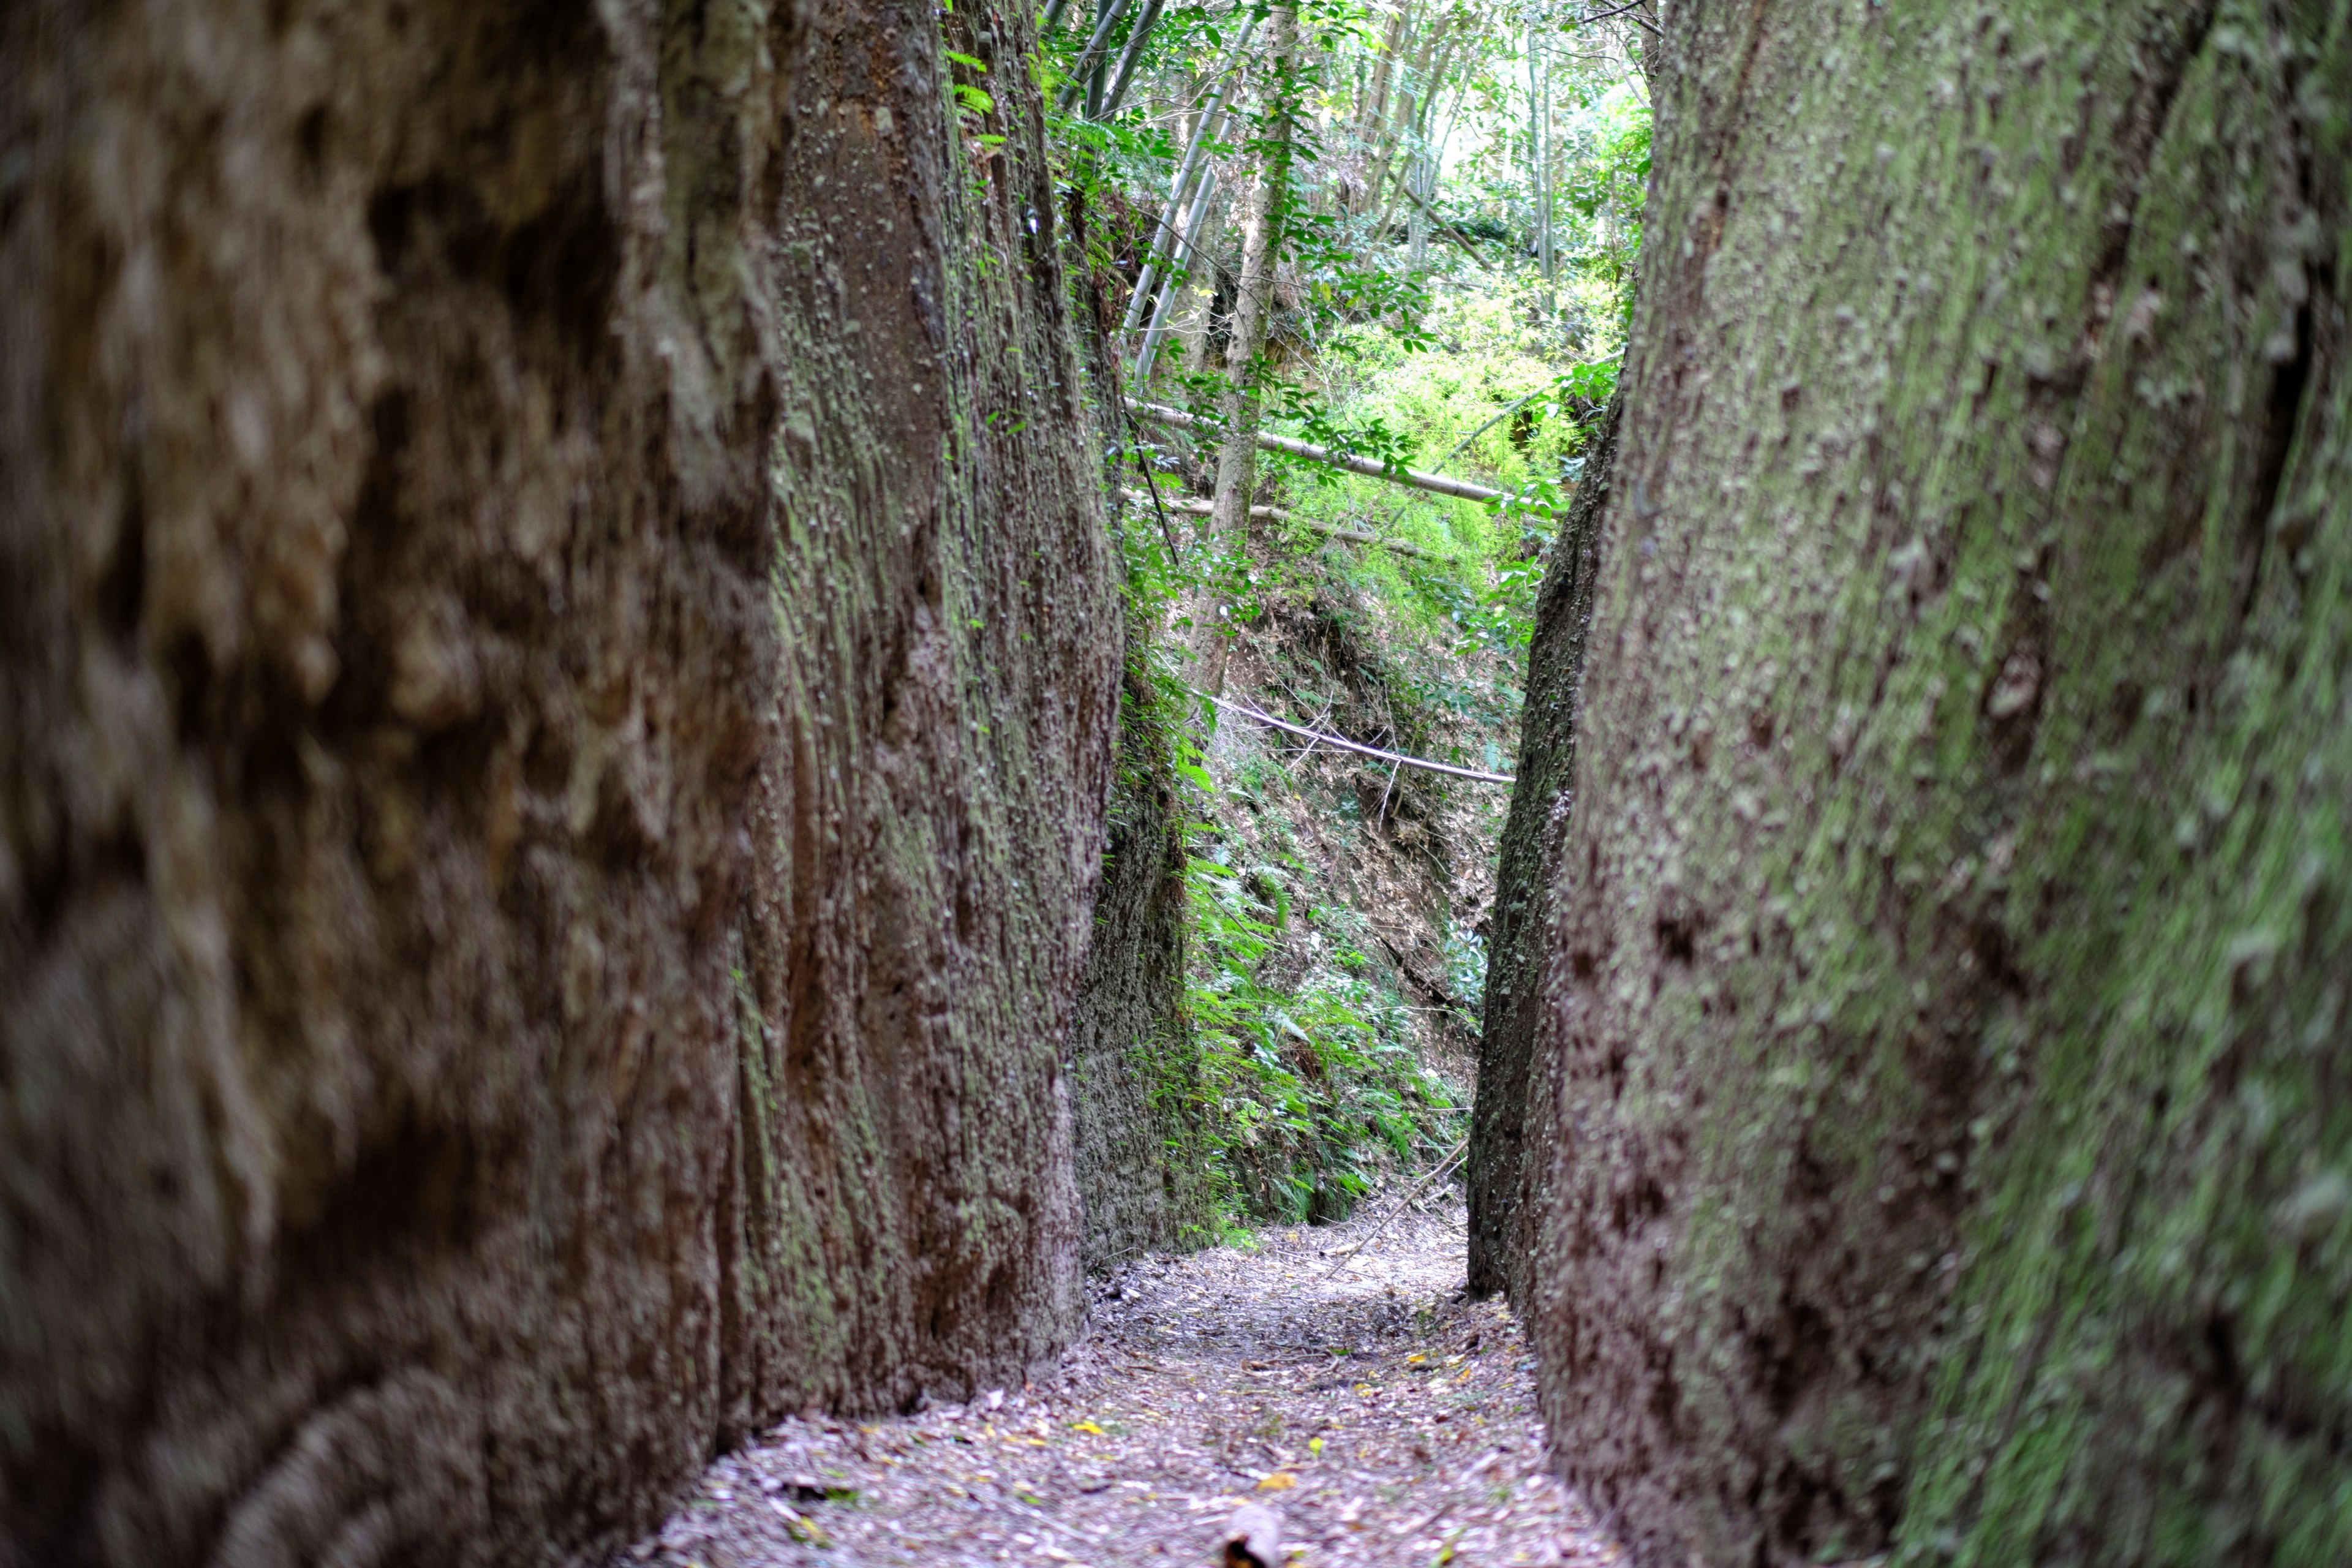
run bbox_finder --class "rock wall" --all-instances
[0,0,1115,1561]
[1467,398,1616,1302]
[1510,1,2352,1564]
[1054,178,1222,1278]
[1068,665,1217,1275]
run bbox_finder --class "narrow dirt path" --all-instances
[620,1202,1621,1567]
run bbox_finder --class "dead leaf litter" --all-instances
[618,1200,1621,1567]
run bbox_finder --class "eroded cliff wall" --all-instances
[1068,665,1219,1275]
[0,0,1114,1561]
[1467,398,1616,1302]
[1508,1,2352,1564]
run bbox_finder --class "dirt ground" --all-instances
[617,1199,1620,1567]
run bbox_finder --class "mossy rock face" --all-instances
[1506,2,2352,1564]
[1070,662,1221,1273]
[0,0,1114,1560]
[1470,395,1618,1301]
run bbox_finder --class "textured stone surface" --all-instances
[0,0,1114,1561]
[1069,665,1216,1275]
[1467,398,1616,1302]
[1508,2,2352,1564]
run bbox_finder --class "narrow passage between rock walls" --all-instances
[620,1202,1623,1567]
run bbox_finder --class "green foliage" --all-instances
[1096,611,1483,1231]
[1439,915,1486,1014]
[1179,794,1463,1223]
[1061,0,1651,1240]
[1552,78,1649,301]
[1268,385,1421,474]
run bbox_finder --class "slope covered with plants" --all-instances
[1036,0,1655,1248]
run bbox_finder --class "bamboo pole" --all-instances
[1057,0,1142,113]
[1117,489,1452,560]
[1099,0,1166,116]
[1133,402,1565,506]
[1131,173,1221,382]
[1120,13,1260,336]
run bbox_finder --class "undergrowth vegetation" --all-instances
[1051,0,1649,1237]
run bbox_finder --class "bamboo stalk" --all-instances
[1117,489,1451,560]
[1098,0,1166,116]
[1133,402,1565,506]
[1056,0,1142,113]
[1120,12,1259,336]
[1131,171,1219,382]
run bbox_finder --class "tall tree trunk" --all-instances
[1494,2,2352,1565]
[1197,3,1300,694]
[0,0,1117,1560]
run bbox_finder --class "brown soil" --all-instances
[619,1202,1620,1567]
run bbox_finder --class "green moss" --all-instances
[1504,0,2352,1561]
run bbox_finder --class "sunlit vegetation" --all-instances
[1032,1,1650,1226]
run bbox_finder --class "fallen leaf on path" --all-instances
[616,1201,1621,1567]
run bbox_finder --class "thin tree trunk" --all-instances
[1117,490,1455,561]
[1138,401,1520,502]
[1373,26,1457,244]
[1526,21,1553,314]
[1354,3,1409,165]
[1133,173,1221,382]
[1196,2,1298,693]
[1366,10,1453,235]
[1098,0,1164,116]
[1120,12,1258,336]
[1406,157,1428,266]
[1180,261,1228,374]
[1057,0,1140,114]
[1409,51,1474,271]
